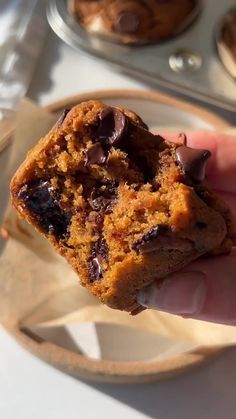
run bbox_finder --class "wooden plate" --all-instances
[1,89,231,384]
[45,89,230,130]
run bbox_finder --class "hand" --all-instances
[138,132,236,325]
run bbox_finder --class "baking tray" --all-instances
[47,0,236,113]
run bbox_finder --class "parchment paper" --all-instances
[0,99,236,363]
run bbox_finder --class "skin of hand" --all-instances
[137,132,236,325]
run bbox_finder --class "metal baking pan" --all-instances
[47,0,236,112]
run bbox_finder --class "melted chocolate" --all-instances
[176,145,211,182]
[88,180,118,214]
[86,107,128,166]
[17,181,71,239]
[88,236,109,282]
[92,236,109,260]
[132,224,193,254]
[88,258,103,282]
[96,107,128,147]
[85,143,107,166]
[132,225,169,253]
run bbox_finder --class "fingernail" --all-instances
[137,272,207,315]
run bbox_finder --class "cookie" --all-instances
[69,0,198,44]
[10,100,236,313]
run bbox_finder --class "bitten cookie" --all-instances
[11,101,236,313]
[69,0,198,44]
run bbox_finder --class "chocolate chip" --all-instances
[176,145,211,182]
[132,224,193,254]
[115,11,140,33]
[85,143,107,166]
[132,225,169,253]
[125,150,153,182]
[89,194,112,213]
[95,214,104,226]
[88,180,118,213]
[88,257,103,282]
[88,236,109,282]
[96,107,128,147]
[17,181,71,239]
[91,236,109,261]
[86,107,128,167]
[58,108,70,125]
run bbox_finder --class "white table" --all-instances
[1,29,236,419]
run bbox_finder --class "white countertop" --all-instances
[1,28,236,419]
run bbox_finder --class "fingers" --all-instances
[140,130,236,324]
[155,131,236,194]
[137,249,236,325]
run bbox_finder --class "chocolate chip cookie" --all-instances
[69,0,198,44]
[10,101,236,313]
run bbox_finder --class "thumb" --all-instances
[137,249,236,325]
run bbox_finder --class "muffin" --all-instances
[69,0,199,44]
[10,101,236,313]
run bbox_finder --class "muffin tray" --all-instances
[47,0,236,113]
